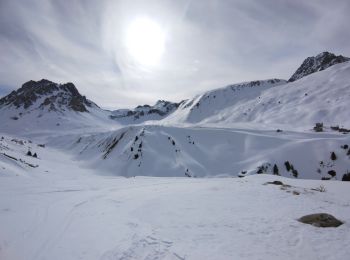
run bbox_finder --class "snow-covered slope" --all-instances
[0,79,119,135]
[1,160,350,260]
[46,125,350,180]
[165,79,286,124]
[165,60,350,130]
[289,51,349,82]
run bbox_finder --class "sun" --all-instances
[125,18,165,66]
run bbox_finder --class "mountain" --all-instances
[165,79,287,124]
[163,60,350,130]
[0,52,349,180]
[288,51,350,82]
[110,100,180,123]
[0,79,96,112]
[0,79,116,135]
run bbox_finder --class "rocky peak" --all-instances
[111,100,180,121]
[288,52,350,82]
[0,79,94,112]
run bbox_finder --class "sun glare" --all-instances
[125,18,165,66]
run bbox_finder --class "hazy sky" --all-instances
[1,0,349,109]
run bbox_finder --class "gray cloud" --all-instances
[0,0,349,109]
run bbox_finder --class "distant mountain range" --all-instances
[1,51,348,129]
[0,51,349,179]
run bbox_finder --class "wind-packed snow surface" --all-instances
[0,140,349,260]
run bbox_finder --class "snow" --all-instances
[0,56,350,259]
[1,153,350,260]
[165,62,350,130]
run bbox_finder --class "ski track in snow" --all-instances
[1,155,350,260]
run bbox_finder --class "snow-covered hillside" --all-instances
[165,60,350,130]
[1,153,350,260]
[44,125,350,180]
[165,79,286,124]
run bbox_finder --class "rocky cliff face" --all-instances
[0,79,95,112]
[288,52,349,82]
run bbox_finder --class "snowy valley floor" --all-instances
[1,166,350,259]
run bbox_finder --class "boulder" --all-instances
[298,213,343,227]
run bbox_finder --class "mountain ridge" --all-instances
[0,79,96,113]
[288,51,349,82]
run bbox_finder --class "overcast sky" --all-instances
[0,0,349,109]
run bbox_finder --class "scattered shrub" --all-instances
[285,161,291,172]
[273,164,279,175]
[330,152,337,161]
[342,172,350,181]
[341,144,349,149]
[292,169,298,178]
[327,170,336,177]
[133,154,139,160]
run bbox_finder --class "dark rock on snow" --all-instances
[298,213,343,227]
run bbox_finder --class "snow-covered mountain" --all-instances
[288,51,349,82]
[0,52,349,180]
[0,79,117,135]
[164,57,350,130]
[165,79,286,124]
[110,100,180,123]
[1,51,350,259]
[0,79,95,112]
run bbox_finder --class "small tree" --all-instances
[273,164,279,175]
[33,153,37,158]
[284,161,291,172]
[292,169,298,178]
[342,172,350,181]
[330,152,337,161]
[26,151,32,156]
[327,170,336,177]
